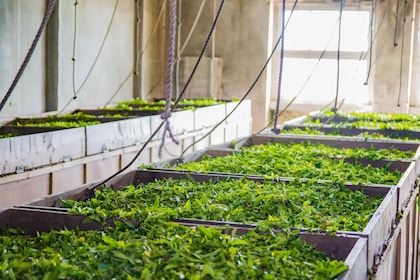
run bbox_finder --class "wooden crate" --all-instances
[0,127,85,175]
[373,187,419,280]
[24,168,395,272]
[281,114,420,175]
[0,206,367,280]
[282,114,420,140]
[179,134,418,212]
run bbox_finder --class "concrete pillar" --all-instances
[371,0,415,113]
[140,0,167,100]
[46,0,59,111]
[408,1,420,111]
[180,0,272,132]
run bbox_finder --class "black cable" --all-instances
[0,0,58,112]
[361,0,392,61]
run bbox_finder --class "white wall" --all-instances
[0,0,136,120]
[56,0,135,112]
[0,1,46,119]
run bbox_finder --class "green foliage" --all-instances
[111,98,226,111]
[292,110,420,140]
[0,133,16,139]
[0,221,348,279]
[175,142,406,185]
[15,112,102,128]
[64,177,382,232]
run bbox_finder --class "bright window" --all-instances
[276,9,370,105]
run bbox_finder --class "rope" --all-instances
[258,15,340,134]
[178,0,298,160]
[0,0,58,112]
[90,0,225,191]
[59,0,119,114]
[159,0,180,157]
[332,0,344,113]
[271,0,286,134]
[394,0,402,47]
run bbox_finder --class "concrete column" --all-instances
[371,0,415,113]
[408,1,420,111]
[46,0,59,111]
[181,0,272,132]
[140,0,167,100]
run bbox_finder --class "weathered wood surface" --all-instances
[85,117,151,155]
[0,128,85,175]
[374,187,419,280]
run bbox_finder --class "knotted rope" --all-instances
[271,0,286,134]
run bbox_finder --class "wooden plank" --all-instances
[194,104,226,130]
[0,207,367,279]
[0,174,50,209]
[85,117,151,155]
[51,165,85,194]
[250,134,420,153]
[0,128,85,175]
[85,156,120,183]
[120,149,151,168]
[0,208,103,235]
[373,188,419,279]
[237,120,252,138]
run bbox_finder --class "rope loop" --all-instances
[160,110,172,120]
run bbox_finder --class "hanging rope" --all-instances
[258,13,340,134]
[332,0,344,113]
[394,0,402,47]
[58,0,119,114]
[271,0,286,134]
[159,0,180,157]
[179,0,298,159]
[0,0,58,112]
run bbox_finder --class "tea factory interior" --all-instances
[0,0,420,279]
